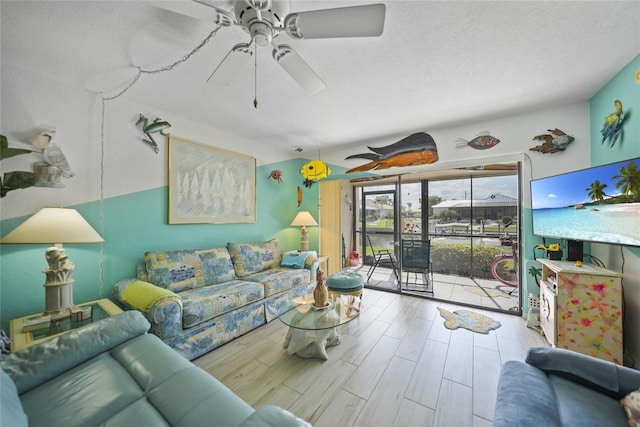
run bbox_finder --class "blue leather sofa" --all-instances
[1,311,309,427]
[494,347,640,427]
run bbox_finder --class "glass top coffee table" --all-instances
[279,293,361,360]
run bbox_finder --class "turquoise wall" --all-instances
[590,54,640,167]
[0,159,320,329]
[590,53,640,258]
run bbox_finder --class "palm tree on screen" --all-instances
[612,160,640,201]
[586,180,608,203]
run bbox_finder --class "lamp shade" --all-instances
[0,208,104,244]
[290,211,318,227]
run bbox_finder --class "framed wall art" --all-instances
[168,135,256,224]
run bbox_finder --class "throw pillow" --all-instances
[621,389,640,427]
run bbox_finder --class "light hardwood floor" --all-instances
[193,289,548,426]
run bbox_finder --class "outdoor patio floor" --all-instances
[345,264,520,313]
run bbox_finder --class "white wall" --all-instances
[0,63,295,219]
[322,103,591,189]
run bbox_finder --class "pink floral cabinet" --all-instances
[539,259,623,365]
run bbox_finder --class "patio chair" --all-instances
[366,235,399,284]
[401,239,433,292]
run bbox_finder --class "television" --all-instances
[531,157,640,247]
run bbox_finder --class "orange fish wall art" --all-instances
[345,132,438,173]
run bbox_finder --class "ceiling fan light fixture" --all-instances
[250,22,273,46]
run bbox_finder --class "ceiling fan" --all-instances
[152,0,386,95]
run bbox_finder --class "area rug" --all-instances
[437,307,501,334]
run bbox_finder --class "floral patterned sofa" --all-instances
[113,240,318,360]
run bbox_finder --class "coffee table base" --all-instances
[283,327,341,360]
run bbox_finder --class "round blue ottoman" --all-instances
[326,271,364,298]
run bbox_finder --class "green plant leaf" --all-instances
[0,147,34,160]
[0,134,35,160]
[0,171,37,197]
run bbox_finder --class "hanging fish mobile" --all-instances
[136,114,171,153]
[529,128,575,154]
[300,160,331,188]
[345,132,439,173]
[456,132,500,150]
[601,100,625,147]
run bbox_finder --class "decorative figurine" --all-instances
[136,114,171,153]
[297,186,302,207]
[345,132,438,173]
[268,169,283,183]
[601,100,625,147]
[313,270,329,308]
[43,247,75,285]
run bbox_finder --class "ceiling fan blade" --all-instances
[272,45,325,95]
[207,43,254,86]
[285,4,385,39]
[150,0,220,23]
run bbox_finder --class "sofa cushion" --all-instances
[243,266,311,297]
[227,240,281,277]
[549,374,630,427]
[0,369,27,427]
[19,352,148,426]
[180,281,265,328]
[493,360,561,427]
[145,248,237,292]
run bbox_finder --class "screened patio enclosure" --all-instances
[351,162,521,314]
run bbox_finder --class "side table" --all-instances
[10,298,123,352]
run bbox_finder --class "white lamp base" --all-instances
[44,280,74,318]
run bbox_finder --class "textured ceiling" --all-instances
[2,1,639,156]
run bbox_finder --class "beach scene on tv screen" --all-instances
[531,158,640,246]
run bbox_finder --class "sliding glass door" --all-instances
[352,162,521,313]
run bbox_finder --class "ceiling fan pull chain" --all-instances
[254,41,258,109]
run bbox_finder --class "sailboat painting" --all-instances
[169,136,256,224]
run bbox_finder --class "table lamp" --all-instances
[0,207,104,318]
[290,211,318,251]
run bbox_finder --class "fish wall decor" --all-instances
[455,131,500,150]
[601,100,625,147]
[345,132,438,173]
[300,159,331,188]
[529,128,575,154]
